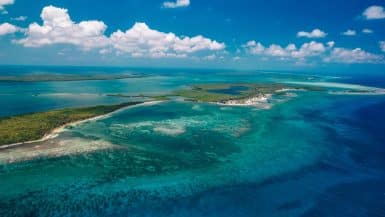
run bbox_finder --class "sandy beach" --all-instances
[217,94,271,107]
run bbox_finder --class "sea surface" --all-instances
[0,66,384,217]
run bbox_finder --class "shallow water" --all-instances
[1,67,385,217]
[0,66,329,117]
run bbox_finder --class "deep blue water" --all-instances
[0,66,384,217]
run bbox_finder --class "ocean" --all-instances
[0,66,384,217]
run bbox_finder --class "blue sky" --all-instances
[0,0,385,71]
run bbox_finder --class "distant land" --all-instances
[0,73,148,82]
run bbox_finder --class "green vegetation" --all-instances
[174,88,233,102]
[0,102,142,146]
[105,82,324,103]
[106,93,172,101]
[105,82,325,104]
[173,83,291,102]
[0,73,147,82]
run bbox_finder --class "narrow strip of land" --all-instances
[0,73,147,82]
[0,102,143,147]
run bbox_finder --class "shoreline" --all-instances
[215,94,271,107]
[0,100,163,150]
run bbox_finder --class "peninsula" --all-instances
[0,102,143,146]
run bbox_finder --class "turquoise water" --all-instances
[1,67,385,216]
[0,66,329,117]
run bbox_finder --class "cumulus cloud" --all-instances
[265,44,289,57]
[0,22,19,36]
[163,0,190,8]
[243,40,330,60]
[291,41,327,58]
[362,28,373,34]
[243,40,264,54]
[244,40,383,64]
[380,41,385,52]
[16,6,109,50]
[0,0,13,12]
[109,22,225,58]
[297,28,327,38]
[16,6,225,58]
[342,29,356,36]
[363,6,385,20]
[325,48,384,64]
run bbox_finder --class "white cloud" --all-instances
[243,40,330,59]
[285,43,297,51]
[109,22,225,58]
[243,40,383,64]
[163,0,190,8]
[363,6,385,20]
[11,16,27,21]
[0,0,14,11]
[243,40,264,54]
[362,28,373,34]
[0,22,19,36]
[342,29,356,36]
[291,41,327,58]
[297,28,327,38]
[265,44,288,57]
[380,41,385,52]
[17,6,109,50]
[327,41,335,48]
[16,5,224,58]
[325,48,383,64]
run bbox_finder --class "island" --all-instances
[173,83,289,103]
[0,82,324,147]
[0,102,143,146]
[106,82,324,105]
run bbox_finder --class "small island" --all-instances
[172,83,301,104]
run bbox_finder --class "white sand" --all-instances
[218,94,271,107]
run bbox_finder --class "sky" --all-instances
[0,0,385,72]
